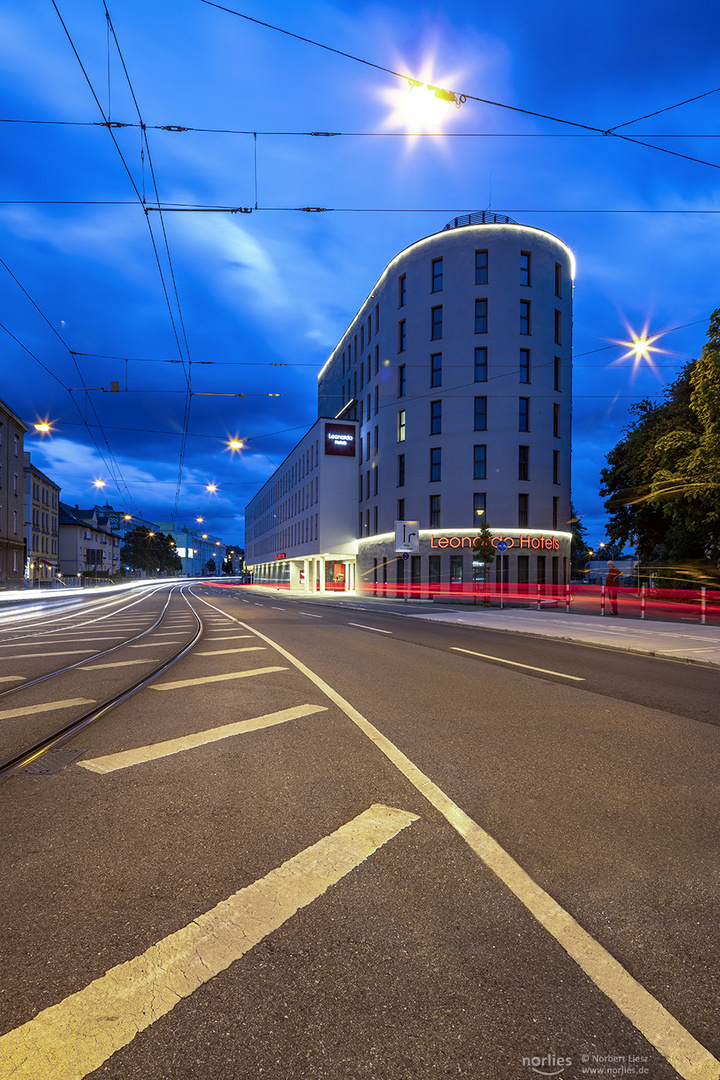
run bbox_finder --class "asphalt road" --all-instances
[0,584,718,1080]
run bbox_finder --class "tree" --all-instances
[569,501,591,573]
[203,558,216,575]
[120,527,182,576]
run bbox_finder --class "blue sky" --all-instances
[2,0,719,548]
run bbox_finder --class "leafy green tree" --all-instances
[203,558,216,575]
[472,522,495,566]
[120,527,181,575]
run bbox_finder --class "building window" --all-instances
[520,251,531,287]
[375,303,380,334]
[553,449,561,484]
[519,397,530,431]
[429,495,441,527]
[430,400,442,434]
[366,471,371,500]
[397,454,405,486]
[474,396,487,431]
[518,493,529,528]
[518,555,529,585]
[474,298,488,334]
[553,497,559,530]
[374,505,378,533]
[518,444,529,481]
[429,555,441,584]
[397,409,406,441]
[367,314,372,343]
[430,447,441,482]
[374,424,379,455]
[475,249,488,284]
[473,444,487,480]
[519,349,530,384]
[430,352,442,387]
[431,305,443,340]
[474,347,487,382]
[399,274,406,308]
[432,257,443,292]
[397,498,405,520]
[374,384,379,415]
[398,320,406,353]
[554,356,562,391]
[473,492,486,523]
[555,261,562,298]
[553,403,561,438]
[398,363,406,396]
[554,309,562,344]
[360,323,364,352]
[520,299,531,335]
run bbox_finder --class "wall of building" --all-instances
[0,398,28,587]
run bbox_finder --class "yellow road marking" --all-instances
[78,704,328,773]
[0,676,25,684]
[0,651,96,658]
[149,667,286,690]
[197,646,266,656]
[128,641,183,648]
[451,646,585,681]
[232,614,719,1080]
[0,804,418,1080]
[0,698,95,721]
[79,660,159,670]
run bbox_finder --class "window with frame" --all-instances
[431,305,443,340]
[474,298,488,334]
[554,356,562,391]
[519,397,530,431]
[430,352,442,387]
[518,493,529,528]
[430,447,441,482]
[520,251,531,287]
[473,492,486,523]
[553,497,559,530]
[398,320,407,353]
[474,396,487,431]
[520,299,531,335]
[555,262,562,298]
[475,249,488,285]
[374,424,379,455]
[432,257,443,292]
[398,363,406,395]
[554,309,562,344]
[473,444,487,480]
[429,494,441,528]
[518,444,529,481]
[398,274,406,308]
[430,400,442,434]
[397,410,406,442]
[373,466,379,496]
[397,498,405,520]
[374,384,379,415]
[553,449,561,484]
[474,347,487,382]
[519,348,530,383]
[360,324,364,352]
[553,403,561,438]
[397,453,405,486]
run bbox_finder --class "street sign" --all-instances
[395,520,419,553]
[496,540,508,552]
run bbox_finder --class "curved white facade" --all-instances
[317,216,574,587]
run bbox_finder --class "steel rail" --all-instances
[0,587,204,783]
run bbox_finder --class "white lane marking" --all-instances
[128,641,183,648]
[79,660,159,670]
[0,676,26,684]
[231,615,717,1080]
[197,647,266,656]
[299,611,322,618]
[0,804,417,1079]
[451,647,585,681]
[204,634,255,639]
[78,704,328,773]
[0,698,95,721]
[150,667,286,691]
[1,651,100,659]
[347,623,393,635]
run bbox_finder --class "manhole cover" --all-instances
[19,748,86,774]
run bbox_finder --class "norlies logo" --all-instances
[522,1052,572,1076]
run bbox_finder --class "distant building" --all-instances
[156,524,224,576]
[23,453,60,586]
[59,503,122,581]
[246,214,575,593]
[0,396,28,588]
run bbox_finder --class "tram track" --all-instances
[0,586,205,783]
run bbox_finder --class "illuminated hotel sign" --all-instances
[324,422,356,457]
[430,533,560,550]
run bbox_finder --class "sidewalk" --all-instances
[247,588,720,668]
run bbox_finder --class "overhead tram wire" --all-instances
[198,1,720,174]
[102,2,194,526]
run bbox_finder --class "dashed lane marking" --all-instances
[78,660,160,670]
[0,651,103,659]
[149,667,286,691]
[0,676,26,684]
[0,698,95,721]
[0,804,417,1080]
[128,642,183,648]
[78,704,328,773]
[231,614,718,1080]
[203,633,255,639]
[299,612,322,618]
[451,647,585,681]
[347,623,393,634]
[197,647,266,656]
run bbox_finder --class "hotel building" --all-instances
[245,214,574,594]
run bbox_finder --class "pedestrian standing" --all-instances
[606,561,622,615]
